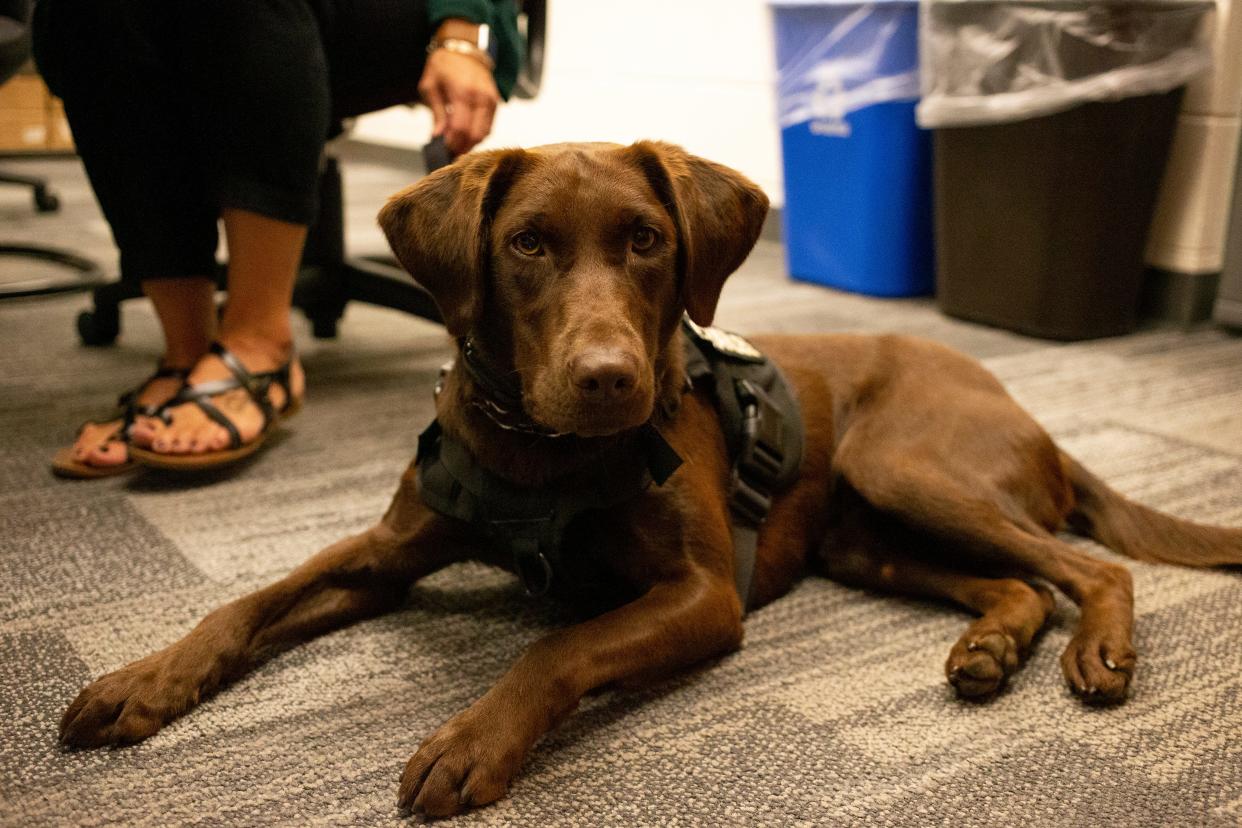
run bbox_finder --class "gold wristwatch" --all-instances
[427,24,494,71]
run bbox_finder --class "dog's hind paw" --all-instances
[946,630,1020,698]
[1060,633,1135,705]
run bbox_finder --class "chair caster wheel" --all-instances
[311,316,338,339]
[77,310,119,346]
[34,187,60,213]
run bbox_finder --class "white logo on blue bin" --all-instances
[810,70,851,137]
[775,8,920,136]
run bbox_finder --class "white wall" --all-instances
[352,0,786,204]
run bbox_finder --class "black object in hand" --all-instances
[423,136,454,173]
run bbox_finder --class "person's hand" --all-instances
[419,23,502,156]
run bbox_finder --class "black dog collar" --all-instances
[459,337,574,437]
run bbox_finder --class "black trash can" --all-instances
[934,91,1183,340]
[919,0,1212,340]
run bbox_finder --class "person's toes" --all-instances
[86,440,128,467]
[150,404,196,453]
[187,421,221,454]
[170,431,196,454]
[208,428,231,451]
[150,422,178,453]
[128,415,162,447]
[73,423,119,464]
[268,384,288,414]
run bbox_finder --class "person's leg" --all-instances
[70,279,217,467]
[130,0,329,456]
[323,0,430,119]
[130,211,307,454]
[35,0,221,469]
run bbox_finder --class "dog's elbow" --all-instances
[663,570,745,656]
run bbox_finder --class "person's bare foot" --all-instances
[64,368,188,469]
[130,335,305,456]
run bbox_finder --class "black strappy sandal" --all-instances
[128,341,301,471]
[51,365,190,479]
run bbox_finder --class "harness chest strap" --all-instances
[416,419,682,597]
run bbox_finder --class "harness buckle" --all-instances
[490,518,557,597]
[728,379,786,528]
[734,379,785,488]
[729,474,772,526]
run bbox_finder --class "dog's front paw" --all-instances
[398,707,529,819]
[60,654,203,748]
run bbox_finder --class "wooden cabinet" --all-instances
[0,71,74,153]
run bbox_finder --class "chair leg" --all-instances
[77,280,142,347]
[341,259,442,325]
[292,153,443,333]
[0,171,60,213]
[294,265,348,339]
[294,156,349,339]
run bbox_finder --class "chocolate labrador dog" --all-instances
[60,141,1242,818]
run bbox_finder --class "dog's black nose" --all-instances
[571,350,640,401]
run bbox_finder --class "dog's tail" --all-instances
[1062,452,1242,567]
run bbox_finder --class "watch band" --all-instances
[427,37,495,71]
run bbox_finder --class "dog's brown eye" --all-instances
[632,226,658,252]
[512,231,543,256]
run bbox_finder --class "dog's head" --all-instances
[378,141,768,437]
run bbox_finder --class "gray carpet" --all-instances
[3,157,1242,827]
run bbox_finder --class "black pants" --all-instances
[32,0,429,282]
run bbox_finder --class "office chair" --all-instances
[0,0,105,299]
[76,0,546,345]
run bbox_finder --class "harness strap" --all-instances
[730,523,760,610]
[417,420,681,597]
[681,320,804,612]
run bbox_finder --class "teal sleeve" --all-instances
[427,0,492,25]
[426,0,522,101]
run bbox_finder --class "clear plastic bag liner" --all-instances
[917,1,1214,128]
[773,3,921,130]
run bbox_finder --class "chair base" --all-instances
[0,243,107,299]
[2,170,105,301]
[294,256,442,340]
[0,170,60,212]
[75,256,440,347]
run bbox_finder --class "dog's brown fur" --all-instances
[60,142,1242,818]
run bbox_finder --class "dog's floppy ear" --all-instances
[378,149,527,337]
[626,141,769,326]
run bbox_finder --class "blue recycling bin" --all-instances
[772,0,933,297]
